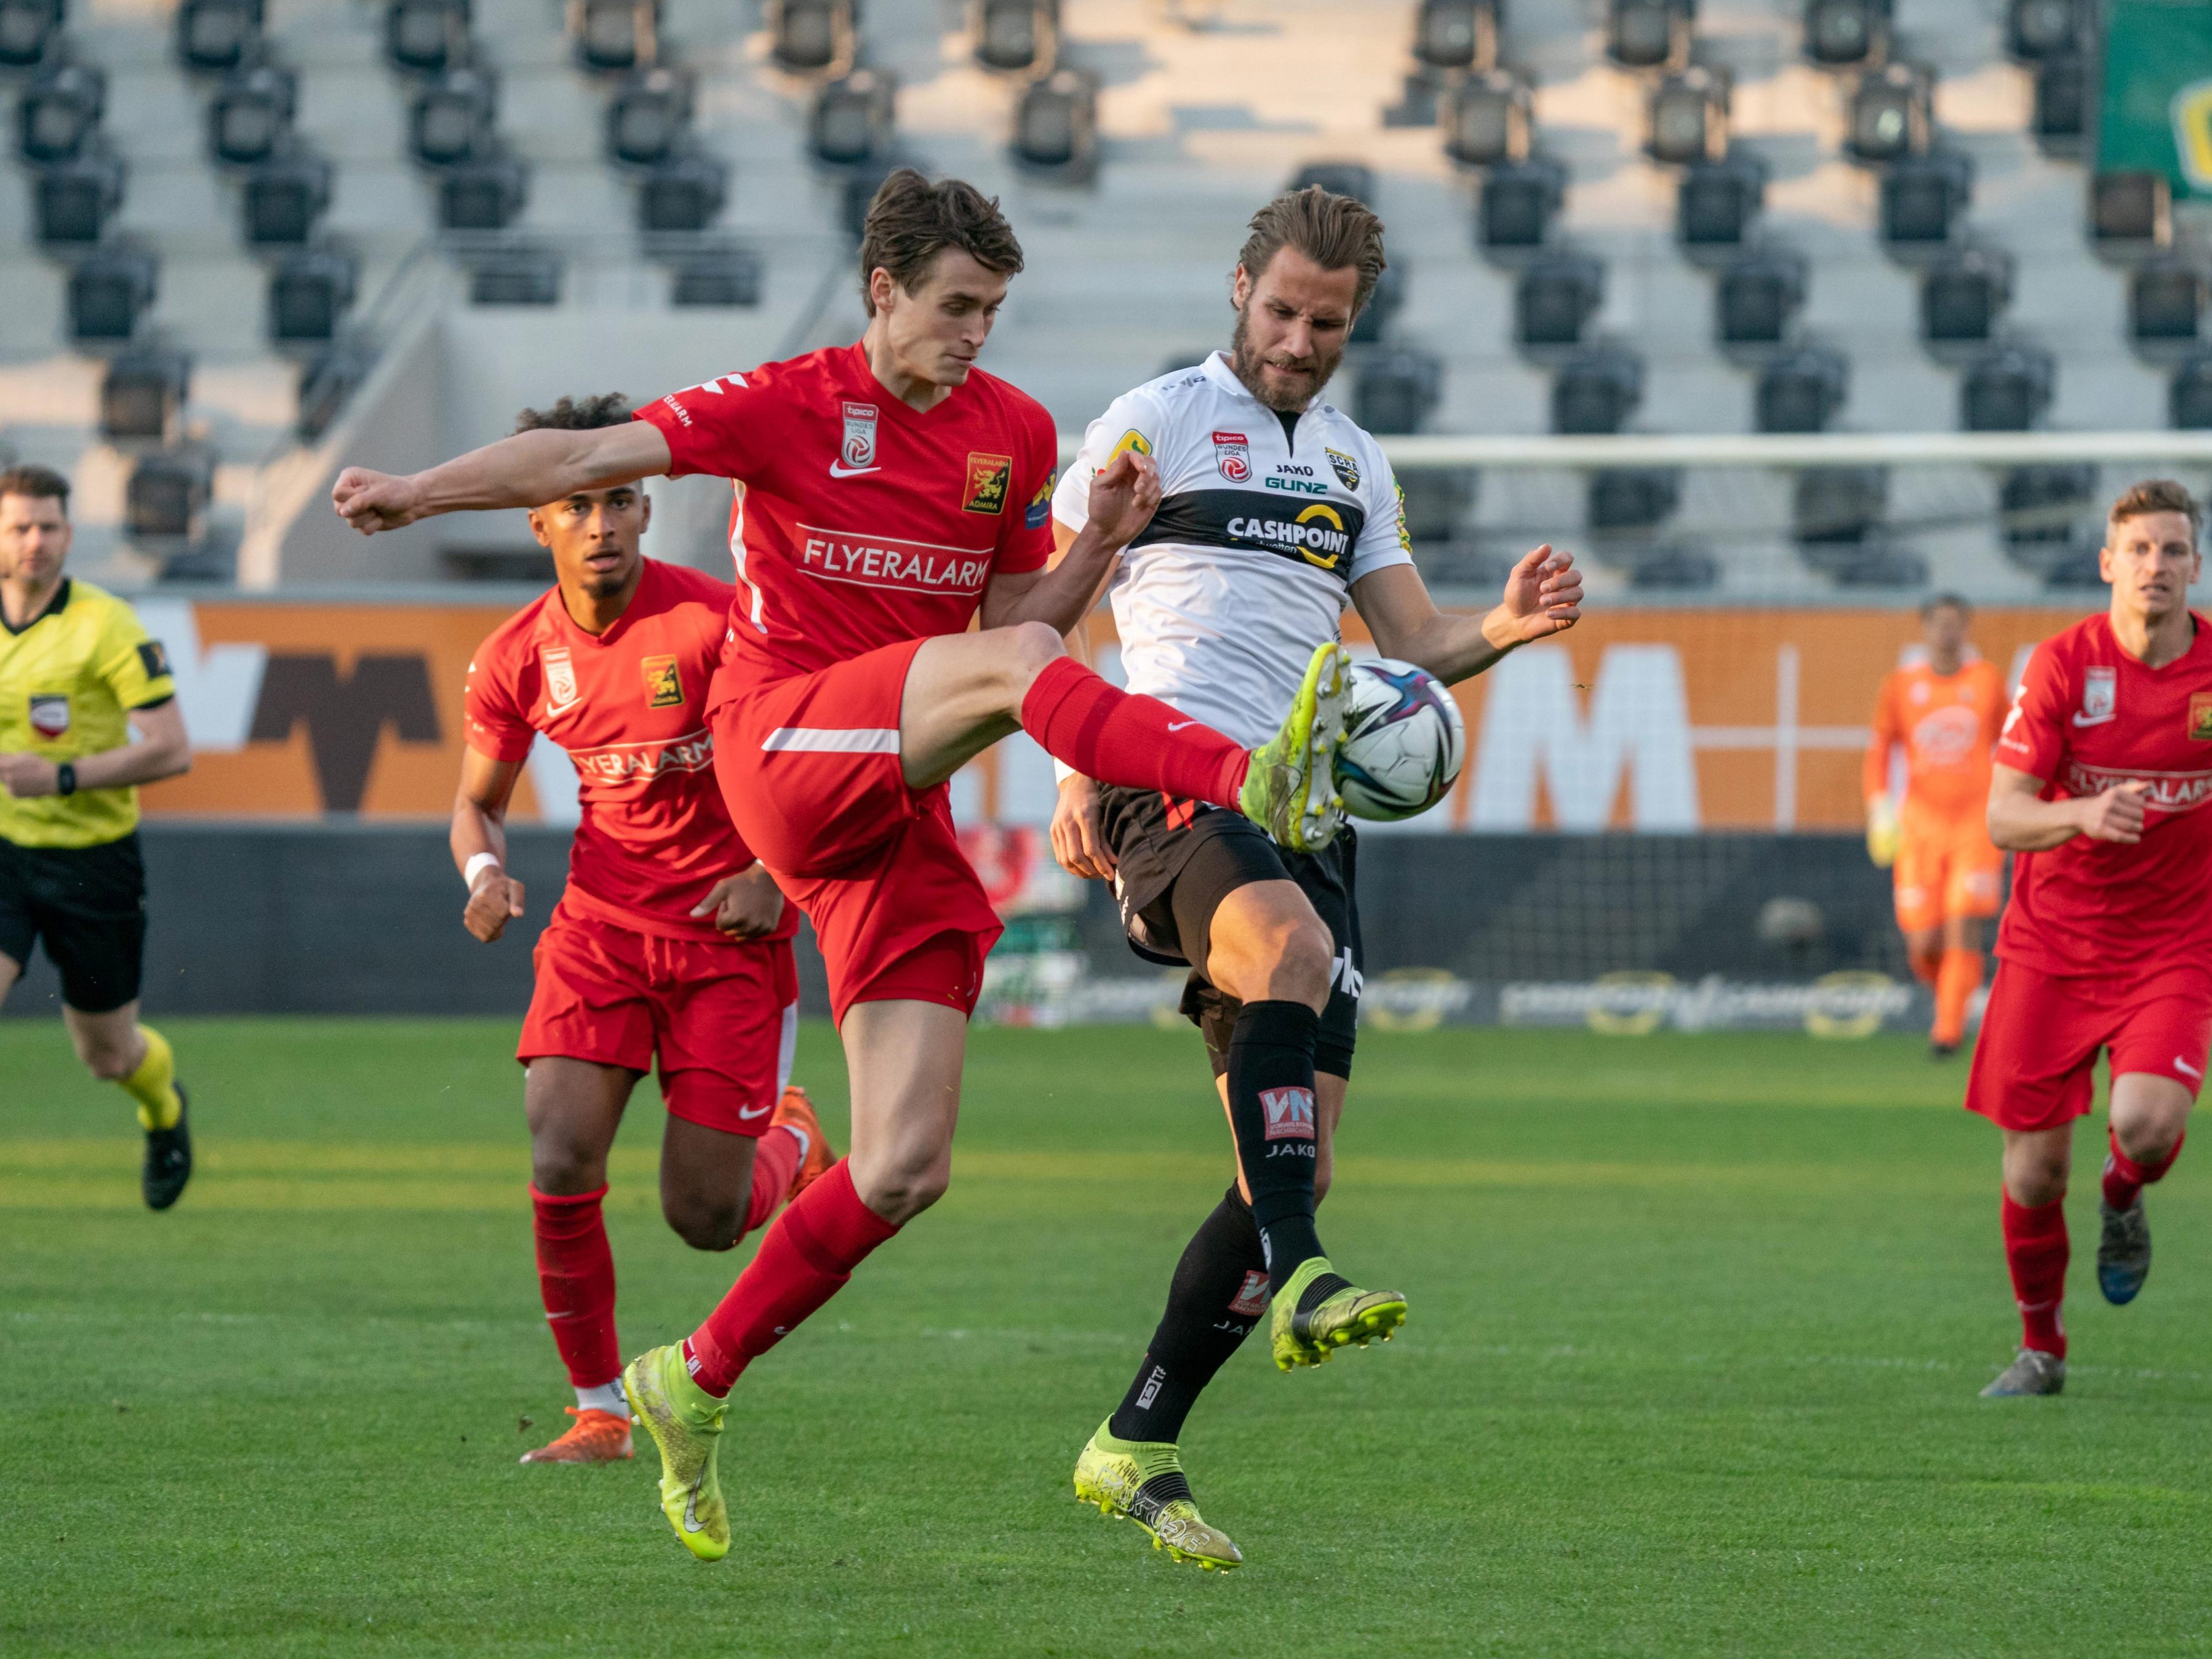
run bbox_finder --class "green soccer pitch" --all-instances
[4,1018,2210,1656]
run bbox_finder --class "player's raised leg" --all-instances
[2097,1068,2194,1306]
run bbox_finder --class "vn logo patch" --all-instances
[2191,692,2212,741]
[1260,1085,1316,1141]
[642,654,683,709]
[1227,1269,1270,1317]
[964,452,1012,515]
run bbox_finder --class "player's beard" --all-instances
[1228,306,1344,414]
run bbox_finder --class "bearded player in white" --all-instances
[1050,186,1584,1568]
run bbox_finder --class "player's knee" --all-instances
[80,1044,135,1081]
[530,1141,604,1196]
[1000,620,1066,692]
[1268,917,1334,1006]
[664,1196,743,1253]
[2006,1160,2068,1208]
[852,1159,949,1224]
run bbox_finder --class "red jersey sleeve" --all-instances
[463,631,536,764]
[1996,638,2069,782]
[996,398,1060,575]
[635,368,785,483]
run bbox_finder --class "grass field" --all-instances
[5,1018,2211,1657]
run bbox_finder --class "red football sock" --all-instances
[531,1185,620,1388]
[2102,1127,2185,1213]
[743,1123,805,1234]
[2000,1191,2069,1359]
[682,1159,898,1396]
[1933,947,1983,1047]
[1020,657,1248,807]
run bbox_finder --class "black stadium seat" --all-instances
[1413,0,1498,71]
[1847,62,1931,164]
[1357,349,1443,434]
[1515,251,1604,350]
[1478,156,1565,255]
[208,62,294,166]
[1443,72,1529,168]
[34,148,123,244]
[1647,67,1728,166]
[609,66,693,167]
[637,148,727,233]
[126,450,213,543]
[2091,170,2171,247]
[975,0,1056,74]
[68,246,158,343]
[1756,343,1848,432]
[1676,152,1763,254]
[0,0,63,67]
[1552,346,1642,435]
[1804,0,1887,67]
[101,347,191,442]
[175,0,261,72]
[269,248,357,343]
[2130,256,2206,348]
[439,153,527,231]
[1920,247,2013,346]
[811,69,894,167]
[1960,342,2054,431]
[386,0,468,73]
[18,59,103,164]
[1717,248,1807,348]
[243,150,331,245]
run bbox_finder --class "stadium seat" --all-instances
[1349,258,1405,346]
[1879,151,1971,250]
[1716,247,1806,348]
[2129,255,2206,348]
[1793,466,1922,584]
[2091,170,2171,248]
[1442,70,1530,168]
[668,246,762,307]
[1607,0,1690,71]
[1356,348,1443,434]
[175,0,261,72]
[101,346,191,442]
[1478,156,1565,255]
[769,0,852,75]
[1803,0,1887,67]
[975,0,1056,74]
[385,0,468,73]
[124,450,212,543]
[2006,0,2080,62]
[33,148,122,244]
[608,66,693,167]
[269,248,357,342]
[1755,343,1848,432]
[439,153,527,231]
[574,0,655,74]
[1514,250,1604,351]
[638,148,727,233]
[1412,0,1498,71]
[295,342,373,439]
[243,150,331,245]
[1998,462,2094,553]
[0,0,62,67]
[207,62,293,166]
[840,156,900,241]
[410,66,497,166]
[2171,349,2212,428]
[1960,342,2054,430]
[1647,67,1728,166]
[1013,66,1098,178]
[1588,467,1681,534]
[1290,161,1375,204]
[1551,346,1642,435]
[1919,246,2013,346]
[1397,467,1474,542]
[469,247,561,305]
[68,246,156,343]
[1846,62,1931,164]
[2030,52,2085,151]
[1676,152,1763,255]
[17,58,103,164]
[811,68,895,167]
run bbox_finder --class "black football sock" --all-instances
[1224,999,1325,1293]
[1108,1185,1268,1444]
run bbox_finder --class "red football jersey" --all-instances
[464,559,794,943]
[633,343,1058,683]
[1994,611,2212,977]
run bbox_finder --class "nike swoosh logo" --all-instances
[2178,1056,2203,1079]
[682,1482,707,1532]
[737,1104,771,1121]
[2072,712,2114,726]
[1166,720,1199,732]
[828,462,881,478]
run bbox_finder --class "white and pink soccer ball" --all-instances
[1335,657,1466,822]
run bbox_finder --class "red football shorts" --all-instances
[708,638,1001,1026]
[1965,956,2212,1132]
[1892,806,2004,933]
[519,900,799,1137]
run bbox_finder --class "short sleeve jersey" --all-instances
[1994,612,2212,978]
[464,560,793,943]
[0,578,177,849]
[633,344,1060,684]
[1863,657,2009,819]
[1051,352,1414,749]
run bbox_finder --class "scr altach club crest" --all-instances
[962,452,1012,515]
[641,654,683,709]
[1325,447,1360,490]
[28,694,70,737]
[2080,665,2117,726]
[1212,430,1251,482]
[840,401,879,470]
[541,646,580,713]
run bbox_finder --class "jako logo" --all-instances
[1260,1085,1316,1141]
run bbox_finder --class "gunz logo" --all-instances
[642,654,683,709]
[1260,1085,1316,1141]
[1212,430,1251,482]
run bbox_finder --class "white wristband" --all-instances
[1053,759,1080,786]
[464,853,503,890]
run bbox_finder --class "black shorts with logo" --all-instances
[1096,786,1362,1081]
[0,832,148,1013]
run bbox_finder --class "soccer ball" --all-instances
[1336,657,1466,822]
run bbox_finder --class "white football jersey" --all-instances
[1052,351,1413,750]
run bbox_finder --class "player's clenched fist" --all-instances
[2077,780,2149,844]
[332,467,426,535]
[463,870,525,942]
[1085,450,1160,549]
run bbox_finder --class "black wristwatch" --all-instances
[55,762,76,796]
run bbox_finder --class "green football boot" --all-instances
[1239,642,1351,854]
[622,1343,729,1561]
[1072,1420,1243,1571]
[1269,1256,1407,1372]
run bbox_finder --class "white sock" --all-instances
[575,1380,628,1417]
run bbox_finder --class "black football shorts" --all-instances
[0,831,148,1014]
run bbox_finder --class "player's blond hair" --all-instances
[2109,478,2202,542]
[1237,185,1388,317]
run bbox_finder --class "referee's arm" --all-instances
[0,699,190,799]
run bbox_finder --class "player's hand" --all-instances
[696,865,785,938]
[1050,774,1116,879]
[1085,450,1161,551]
[332,466,427,535]
[1865,793,1900,869]
[1493,545,1583,644]
[2077,781,2149,844]
[463,871,525,942]
[0,753,60,798]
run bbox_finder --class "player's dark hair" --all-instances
[514,393,633,434]
[2109,478,2203,541]
[1922,591,1970,619]
[856,168,1025,317]
[1237,185,1388,317]
[0,462,70,513]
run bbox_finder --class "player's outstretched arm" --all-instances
[979,451,1160,636]
[1352,544,1583,687]
[332,422,673,536]
[1987,763,2146,851]
[452,748,527,943]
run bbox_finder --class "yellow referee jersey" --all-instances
[0,578,177,849]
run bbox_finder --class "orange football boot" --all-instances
[519,1406,634,1464]
[770,1085,837,1199]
